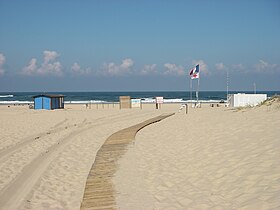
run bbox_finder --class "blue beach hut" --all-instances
[33,94,65,110]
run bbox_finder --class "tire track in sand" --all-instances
[0,118,70,159]
[0,111,159,209]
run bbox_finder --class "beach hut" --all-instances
[119,96,131,109]
[33,94,65,110]
[228,93,267,107]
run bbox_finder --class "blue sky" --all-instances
[0,0,279,91]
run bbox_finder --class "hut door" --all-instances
[43,97,51,110]
[35,97,43,109]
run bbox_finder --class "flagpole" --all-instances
[226,70,229,103]
[190,78,192,106]
[196,77,200,105]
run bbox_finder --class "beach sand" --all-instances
[0,103,174,209]
[0,100,279,209]
[114,100,280,209]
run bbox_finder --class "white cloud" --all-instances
[21,50,63,76]
[102,58,134,76]
[71,62,91,75]
[215,62,228,71]
[255,60,278,73]
[163,63,184,75]
[0,53,6,76]
[232,63,245,72]
[192,59,209,74]
[120,58,134,69]
[22,58,38,75]
[140,64,157,75]
[43,50,59,63]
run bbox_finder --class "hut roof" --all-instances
[33,94,65,98]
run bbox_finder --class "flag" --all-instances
[189,64,199,79]
[189,68,195,76]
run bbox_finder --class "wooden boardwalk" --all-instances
[80,113,174,210]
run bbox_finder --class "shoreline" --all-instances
[1,91,279,106]
[0,100,227,105]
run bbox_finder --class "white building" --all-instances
[228,93,267,107]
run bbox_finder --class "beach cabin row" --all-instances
[33,94,64,110]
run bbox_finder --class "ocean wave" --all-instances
[141,98,155,103]
[0,100,33,104]
[139,98,224,103]
[0,95,13,98]
[141,98,185,103]
[64,100,109,104]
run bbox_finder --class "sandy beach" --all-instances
[115,99,280,209]
[0,99,279,209]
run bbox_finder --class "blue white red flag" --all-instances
[189,64,199,79]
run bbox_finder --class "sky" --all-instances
[0,0,279,92]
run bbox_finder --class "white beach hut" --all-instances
[228,93,267,107]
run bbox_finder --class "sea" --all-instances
[0,91,279,104]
